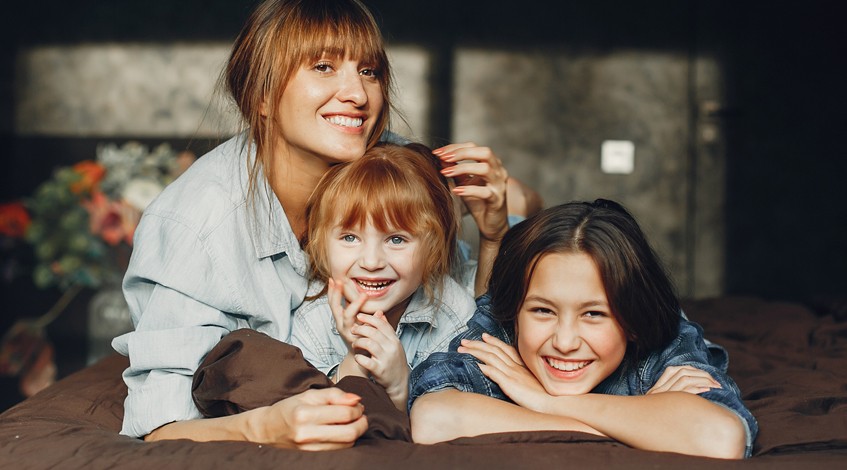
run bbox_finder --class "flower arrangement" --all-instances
[0,142,195,397]
[4,142,195,291]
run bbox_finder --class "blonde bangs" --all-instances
[284,1,389,81]
[334,160,432,236]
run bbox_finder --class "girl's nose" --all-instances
[552,320,581,354]
[359,242,385,271]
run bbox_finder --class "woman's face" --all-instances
[516,252,627,395]
[271,55,384,166]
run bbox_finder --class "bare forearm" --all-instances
[474,239,500,296]
[410,390,599,444]
[543,392,746,459]
[145,411,255,443]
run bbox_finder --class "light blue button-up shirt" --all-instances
[290,276,475,376]
[112,134,310,438]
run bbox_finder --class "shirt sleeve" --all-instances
[111,213,240,438]
[289,298,342,376]
[646,320,759,458]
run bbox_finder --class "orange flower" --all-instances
[70,161,106,194]
[0,202,31,238]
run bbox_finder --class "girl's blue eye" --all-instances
[388,236,405,245]
[342,234,357,243]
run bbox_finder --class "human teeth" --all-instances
[546,358,590,372]
[325,116,363,128]
[357,279,392,291]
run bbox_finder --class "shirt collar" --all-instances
[238,138,307,276]
[398,287,439,328]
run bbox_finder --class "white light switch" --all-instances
[601,140,635,174]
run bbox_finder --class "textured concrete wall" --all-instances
[13,42,723,298]
[14,44,432,139]
[452,47,694,293]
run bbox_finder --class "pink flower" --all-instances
[82,191,139,246]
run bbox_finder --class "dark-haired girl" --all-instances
[408,200,757,459]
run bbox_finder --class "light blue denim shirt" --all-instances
[290,276,475,376]
[112,134,310,438]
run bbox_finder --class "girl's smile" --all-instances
[327,221,423,324]
[516,252,628,396]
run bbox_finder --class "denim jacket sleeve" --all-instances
[408,294,509,410]
[636,319,758,458]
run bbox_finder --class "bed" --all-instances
[1,296,845,468]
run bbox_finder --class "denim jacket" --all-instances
[409,295,758,458]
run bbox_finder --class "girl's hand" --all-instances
[646,365,723,395]
[458,333,549,412]
[327,278,368,349]
[256,388,368,450]
[434,143,509,244]
[351,311,409,410]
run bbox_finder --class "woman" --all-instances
[113,0,508,450]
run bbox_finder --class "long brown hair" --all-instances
[488,200,680,362]
[303,143,457,301]
[225,0,392,200]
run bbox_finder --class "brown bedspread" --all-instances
[1,296,845,468]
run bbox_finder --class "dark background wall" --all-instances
[1,0,845,408]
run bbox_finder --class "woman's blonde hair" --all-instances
[304,143,458,301]
[225,0,391,198]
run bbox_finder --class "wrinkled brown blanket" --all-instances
[191,328,411,441]
[0,296,845,468]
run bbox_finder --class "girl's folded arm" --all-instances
[409,389,600,444]
[541,391,747,459]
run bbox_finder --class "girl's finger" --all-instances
[458,342,510,368]
[481,333,523,364]
[356,312,395,337]
[354,353,377,373]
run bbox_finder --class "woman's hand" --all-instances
[457,333,550,412]
[145,388,368,451]
[250,388,368,450]
[351,311,409,410]
[646,365,723,395]
[327,278,368,350]
[434,143,509,244]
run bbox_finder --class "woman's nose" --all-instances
[336,68,367,106]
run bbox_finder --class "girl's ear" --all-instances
[259,99,269,117]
